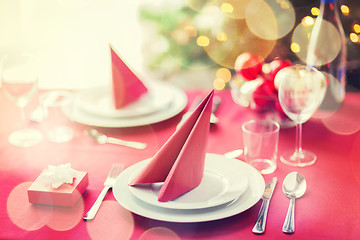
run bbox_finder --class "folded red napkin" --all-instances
[129,90,214,202]
[110,46,148,109]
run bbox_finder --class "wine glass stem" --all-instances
[295,123,303,155]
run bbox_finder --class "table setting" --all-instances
[1,84,360,239]
[1,45,359,239]
[1,30,360,240]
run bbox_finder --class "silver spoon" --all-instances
[85,129,147,149]
[282,172,307,234]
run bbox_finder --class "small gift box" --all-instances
[27,163,88,207]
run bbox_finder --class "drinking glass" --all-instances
[39,90,74,143]
[276,64,326,166]
[1,53,43,147]
[242,119,280,174]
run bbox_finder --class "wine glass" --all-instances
[1,53,43,147]
[276,64,326,167]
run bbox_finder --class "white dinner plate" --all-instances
[128,156,249,210]
[64,82,187,128]
[113,153,265,223]
[75,82,174,118]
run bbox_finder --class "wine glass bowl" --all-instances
[1,53,43,147]
[276,64,326,166]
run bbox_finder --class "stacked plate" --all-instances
[65,81,187,127]
[113,153,265,223]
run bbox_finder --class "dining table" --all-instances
[1,85,360,240]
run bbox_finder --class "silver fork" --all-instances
[83,163,124,221]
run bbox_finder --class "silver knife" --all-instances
[252,177,277,234]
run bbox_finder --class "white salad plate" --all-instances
[75,82,174,118]
[64,82,187,128]
[113,153,265,223]
[128,155,249,210]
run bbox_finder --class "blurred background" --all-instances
[0,0,359,90]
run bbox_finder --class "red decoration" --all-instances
[234,52,264,80]
[234,52,293,122]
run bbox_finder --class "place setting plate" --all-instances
[64,81,187,128]
[113,153,265,223]
[75,82,173,118]
[129,157,249,210]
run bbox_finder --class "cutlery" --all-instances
[83,163,124,221]
[85,129,147,149]
[282,172,307,234]
[223,149,243,159]
[176,95,221,129]
[252,177,277,234]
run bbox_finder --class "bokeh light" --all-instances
[46,194,84,231]
[245,0,278,40]
[245,0,295,40]
[216,67,232,82]
[7,181,87,233]
[139,227,180,240]
[213,0,252,20]
[320,94,360,135]
[291,21,313,62]
[350,33,359,43]
[7,182,51,231]
[306,20,342,67]
[290,42,300,53]
[201,17,275,69]
[197,36,210,46]
[221,2,234,14]
[292,16,342,67]
[302,16,314,26]
[354,23,360,33]
[86,200,134,240]
[213,78,226,90]
[340,5,349,16]
[311,7,320,16]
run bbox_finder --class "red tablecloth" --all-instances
[1,88,360,240]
